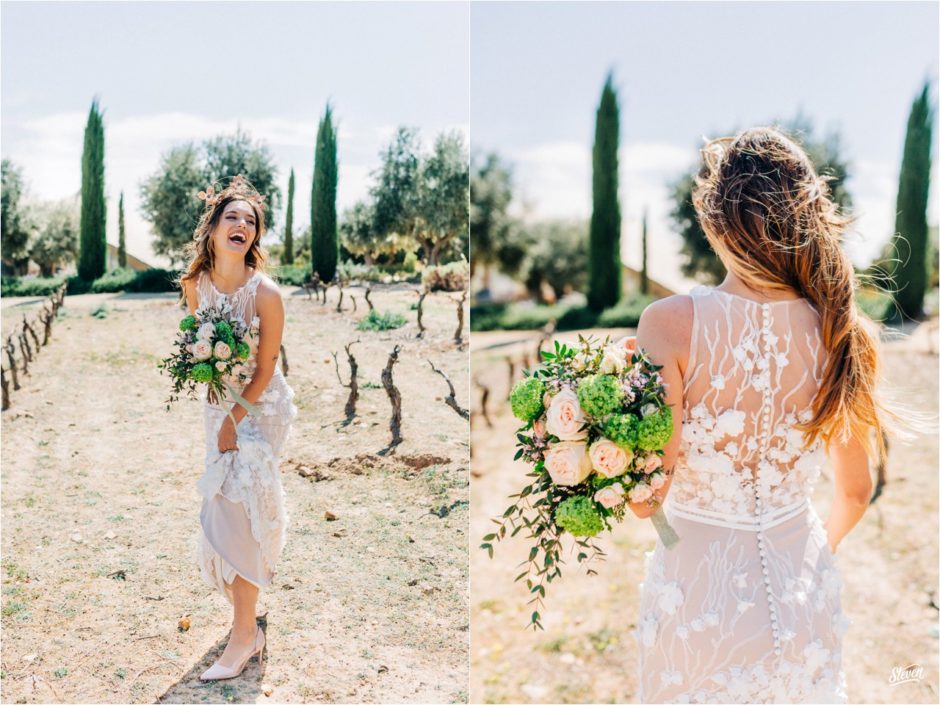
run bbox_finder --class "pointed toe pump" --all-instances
[199,626,265,681]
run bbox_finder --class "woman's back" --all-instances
[633,285,849,703]
[671,285,829,522]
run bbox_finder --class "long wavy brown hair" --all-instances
[692,126,893,461]
[179,175,269,287]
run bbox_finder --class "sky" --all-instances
[471,1,939,294]
[1,1,469,266]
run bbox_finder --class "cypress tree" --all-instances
[640,207,649,295]
[117,190,127,268]
[311,105,338,281]
[588,73,622,311]
[283,168,295,265]
[78,98,107,281]
[890,82,934,320]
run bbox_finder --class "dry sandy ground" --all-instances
[469,326,939,705]
[1,283,469,704]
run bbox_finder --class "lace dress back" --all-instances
[193,269,296,603]
[633,286,850,704]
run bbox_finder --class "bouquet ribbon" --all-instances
[651,506,681,550]
[218,380,262,427]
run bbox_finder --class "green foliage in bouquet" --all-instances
[577,373,623,417]
[638,406,673,450]
[555,495,604,537]
[604,414,639,449]
[509,376,545,422]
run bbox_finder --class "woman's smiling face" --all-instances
[212,200,258,258]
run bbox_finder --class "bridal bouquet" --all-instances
[159,302,259,420]
[481,335,680,629]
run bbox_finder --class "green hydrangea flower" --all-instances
[191,363,214,383]
[554,495,604,537]
[637,406,674,450]
[576,374,623,418]
[604,414,640,449]
[509,376,545,422]
[179,315,197,332]
[214,321,234,345]
[235,341,251,360]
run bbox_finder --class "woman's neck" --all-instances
[210,257,252,294]
[716,270,801,302]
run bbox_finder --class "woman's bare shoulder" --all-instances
[254,274,284,311]
[636,295,694,357]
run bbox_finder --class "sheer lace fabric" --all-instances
[193,270,296,603]
[633,286,850,704]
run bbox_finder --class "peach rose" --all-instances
[644,454,663,474]
[213,341,232,360]
[649,472,667,490]
[196,322,215,341]
[589,438,632,478]
[629,483,654,503]
[545,388,588,441]
[192,339,212,361]
[594,482,626,509]
[543,441,592,486]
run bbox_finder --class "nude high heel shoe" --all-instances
[199,626,265,681]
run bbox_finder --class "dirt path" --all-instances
[469,326,939,704]
[1,284,469,704]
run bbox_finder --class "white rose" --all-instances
[599,344,627,374]
[589,438,632,478]
[649,472,666,490]
[544,388,588,441]
[594,482,626,509]
[641,403,657,418]
[543,441,592,486]
[192,339,212,361]
[629,483,654,503]
[196,322,215,341]
[215,361,226,371]
[213,341,232,360]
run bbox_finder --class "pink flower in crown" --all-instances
[197,185,221,206]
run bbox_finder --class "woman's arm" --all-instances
[824,433,873,553]
[627,296,692,519]
[219,280,284,432]
[182,277,198,315]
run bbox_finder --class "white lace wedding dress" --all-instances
[633,285,850,704]
[193,270,296,603]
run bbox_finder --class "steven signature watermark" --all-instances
[888,664,925,686]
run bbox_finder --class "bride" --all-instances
[628,127,894,703]
[178,176,296,681]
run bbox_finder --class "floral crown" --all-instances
[196,174,267,211]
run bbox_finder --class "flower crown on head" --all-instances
[196,174,267,211]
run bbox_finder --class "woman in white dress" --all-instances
[179,176,296,681]
[628,127,893,703]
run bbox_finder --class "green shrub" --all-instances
[1,276,66,297]
[856,287,892,322]
[356,309,408,331]
[125,268,179,293]
[471,295,652,332]
[66,275,91,295]
[90,268,136,293]
[423,261,468,292]
[272,265,309,287]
